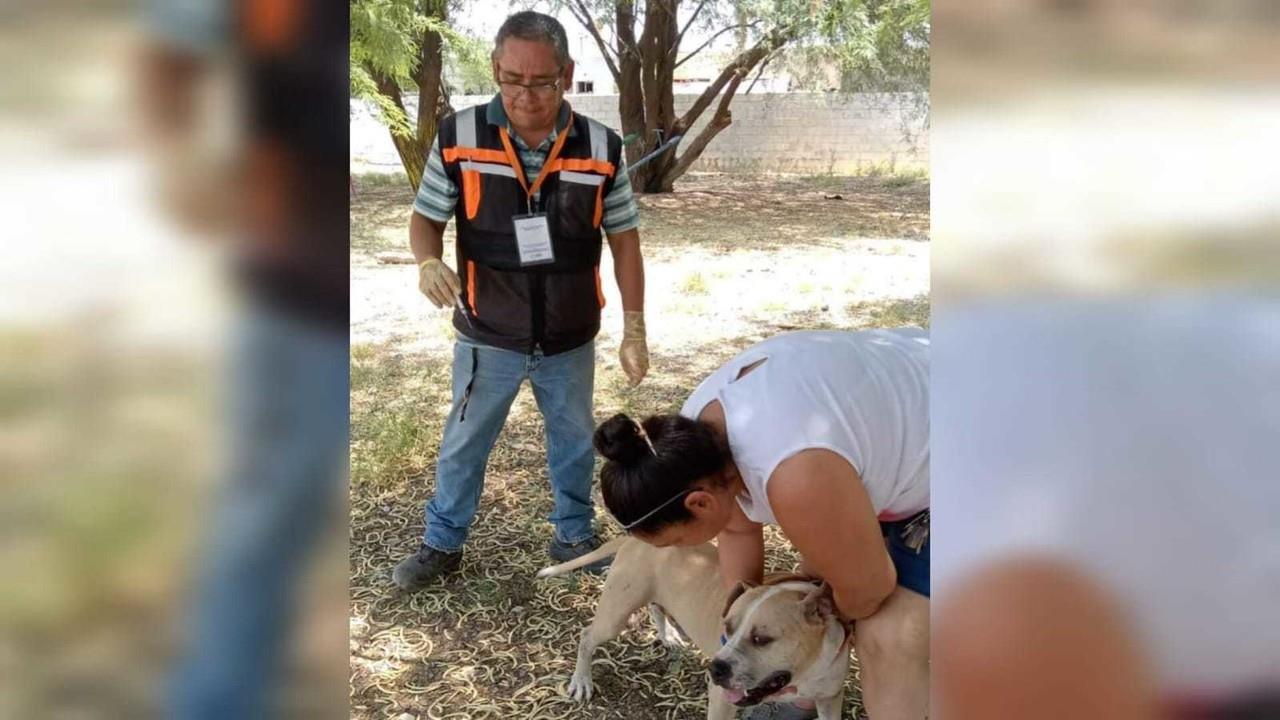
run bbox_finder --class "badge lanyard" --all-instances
[498,114,572,266]
[497,113,573,214]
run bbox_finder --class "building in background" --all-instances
[564,25,615,95]
[672,51,791,95]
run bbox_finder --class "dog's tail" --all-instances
[535,536,628,579]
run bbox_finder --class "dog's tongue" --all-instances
[722,688,746,704]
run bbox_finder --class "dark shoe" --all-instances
[742,702,819,720]
[548,535,612,574]
[392,544,462,591]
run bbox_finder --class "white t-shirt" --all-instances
[680,329,930,525]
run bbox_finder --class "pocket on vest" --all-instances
[467,264,530,339]
[542,270,601,339]
[556,172,607,235]
[463,164,523,234]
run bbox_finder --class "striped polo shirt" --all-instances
[414,95,640,234]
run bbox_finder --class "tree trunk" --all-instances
[634,0,679,193]
[370,67,429,191]
[416,0,451,165]
[373,0,449,192]
[576,1,800,193]
[616,0,645,169]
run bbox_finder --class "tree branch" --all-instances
[665,67,745,182]
[674,25,794,132]
[674,22,759,69]
[675,0,711,48]
[615,1,645,166]
[415,18,445,142]
[744,48,779,95]
[640,0,677,146]
[616,0,640,62]
[567,0,621,84]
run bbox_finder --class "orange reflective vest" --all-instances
[437,98,621,355]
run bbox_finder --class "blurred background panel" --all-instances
[933,0,1279,299]
[1,1,349,718]
[932,1,1279,718]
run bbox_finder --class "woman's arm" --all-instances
[769,449,896,620]
[717,501,764,590]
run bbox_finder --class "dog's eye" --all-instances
[750,633,773,647]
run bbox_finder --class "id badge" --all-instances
[513,213,555,266]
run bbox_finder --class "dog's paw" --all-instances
[567,670,594,702]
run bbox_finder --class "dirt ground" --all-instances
[349,171,929,720]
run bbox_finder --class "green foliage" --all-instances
[350,0,426,137]
[350,0,492,138]
[549,0,928,95]
[782,0,930,95]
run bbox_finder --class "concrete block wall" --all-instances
[350,91,931,174]
[354,92,929,175]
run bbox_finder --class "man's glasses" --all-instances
[496,72,562,99]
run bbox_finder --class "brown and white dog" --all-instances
[537,537,852,719]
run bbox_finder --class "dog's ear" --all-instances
[802,581,836,623]
[721,580,756,619]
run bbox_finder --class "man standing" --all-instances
[393,11,648,590]
[144,2,350,717]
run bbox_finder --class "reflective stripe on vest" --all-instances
[560,170,606,186]
[588,118,608,164]
[460,161,517,178]
[584,119,612,229]
[456,105,477,150]
[545,157,616,176]
[444,106,616,234]
[443,146,510,165]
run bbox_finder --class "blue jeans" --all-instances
[169,303,349,720]
[424,337,597,552]
[881,509,930,597]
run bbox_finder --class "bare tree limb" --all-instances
[615,0,642,63]
[674,0,711,48]
[674,22,759,69]
[567,0,621,83]
[744,48,779,95]
[664,67,746,183]
[674,24,794,132]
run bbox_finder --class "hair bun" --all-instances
[594,413,650,465]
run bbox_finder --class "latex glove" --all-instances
[418,258,462,308]
[620,311,649,386]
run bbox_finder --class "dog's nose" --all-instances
[709,659,732,685]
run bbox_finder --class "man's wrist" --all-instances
[622,310,646,337]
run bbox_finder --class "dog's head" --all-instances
[708,579,844,707]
